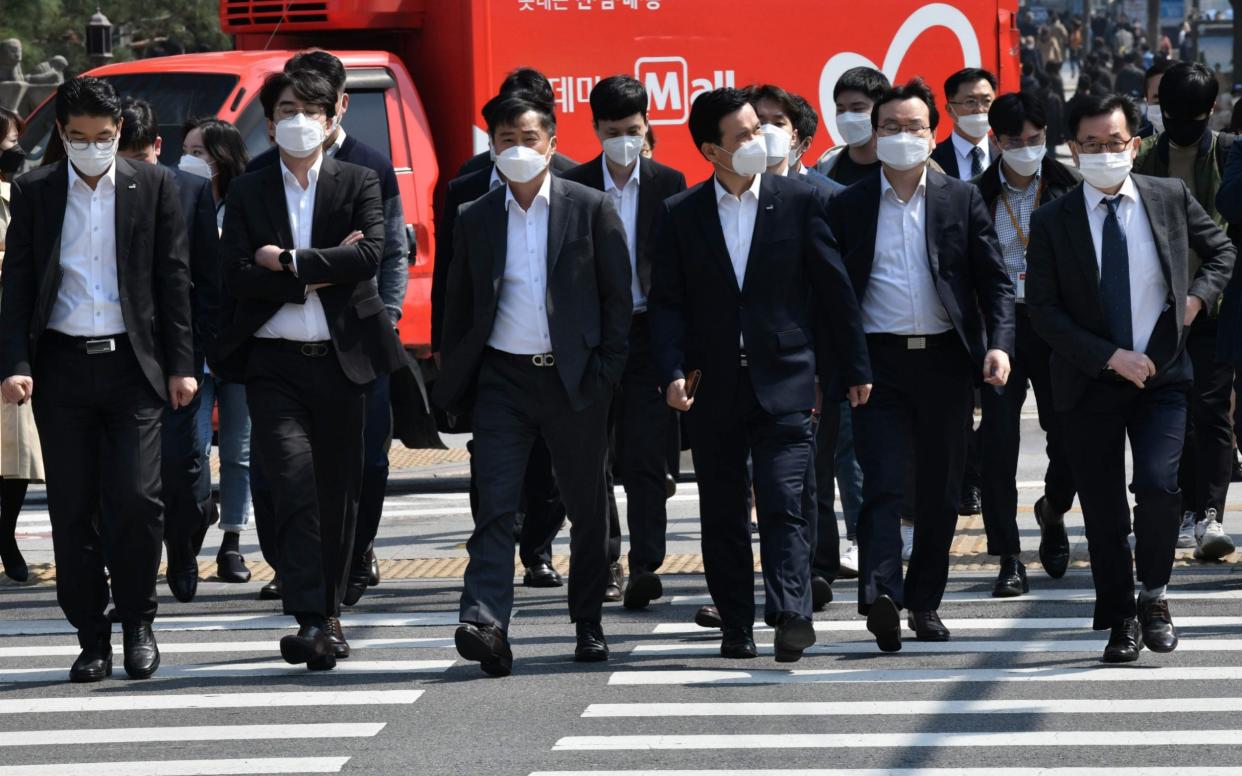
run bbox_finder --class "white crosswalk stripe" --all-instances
[0,611,464,636]
[552,730,1242,750]
[629,637,1242,655]
[607,665,1242,685]
[1,723,385,747]
[581,697,1242,717]
[667,588,1242,604]
[651,615,1242,634]
[529,771,1242,776]
[0,690,424,714]
[0,659,455,683]
[0,638,454,657]
[0,758,352,775]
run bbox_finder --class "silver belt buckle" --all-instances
[299,343,330,357]
[84,338,116,355]
[907,337,926,351]
[531,353,555,367]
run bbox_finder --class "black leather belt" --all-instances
[866,331,958,351]
[487,348,556,368]
[256,339,333,358]
[44,331,128,354]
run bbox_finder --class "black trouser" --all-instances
[246,340,366,624]
[1178,319,1234,523]
[980,307,1076,556]
[462,350,611,631]
[250,454,277,573]
[688,367,815,631]
[851,333,974,616]
[353,374,392,565]
[33,332,164,646]
[962,412,981,497]
[605,313,676,575]
[161,387,212,571]
[1061,376,1187,630]
[811,402,841,580]
[469,434,565,570]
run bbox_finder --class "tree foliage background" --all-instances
[0,0,229,73]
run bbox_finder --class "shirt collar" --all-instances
[1083,175,1137,211]
[279,153,324,191]
[66,157,117,193]
[879,166,928,203]
[504,171,553,213]
[713,173,762,204]
[326,126,347,158]
[951,130,988,159]
[1001,166,1042,195]
[602,154,641,193]
[488,166,503,190]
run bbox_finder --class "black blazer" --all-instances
[1,157,194,399]
[648,173,870,417]
[1026,175,1236,410]
[827,168,1016,367]
[214,155,406,385]
[560,154,688,297]
[431,167,494,353]
[171,168,221,372]
[930,134,1002,181]
[799,167,846,199]
[433,175,632,415]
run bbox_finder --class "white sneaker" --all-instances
[839,542,859,578]
[1177,511,1197,549]
[1195,509,1236,560]
[901,521,914,561]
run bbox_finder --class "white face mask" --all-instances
[495,144,550,183]
[875,132,931,171]
[62,135,117,178]
[602,135,643,168]
[274,113,327,158]
[717,136,768,177]
[1076,150,1133,190]
[836,111,874,147]
[1145,103,1165,133]
[178,153,214,180]
[1002,145,1046,177]
[956,112,992,139]
[759,124,792,167]
[788,138,809,170]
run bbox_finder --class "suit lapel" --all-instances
[44,162,69,268]
[636,159,658,289]
[483,189,508,293]
[546,176,570,276]
[923,171,944,277]
[262,165,295,248]
[1062,186,1102,300]
[311,156,341,248]
[113,158,136,288]
[694,179,740,295]
[1132,176,1176,293]
[741,175,777,290]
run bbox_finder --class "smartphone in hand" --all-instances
[685,369,702,399]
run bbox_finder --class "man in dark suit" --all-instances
[973,92,1081,598]
[930,68,1002,182]
[827,78,1014,653]
[117,97,221,604]
[455,68,578,179]
[1027,94,1235,663]
[434,93,631,676]
[1,77,197,682]
[215,70,405,670]
[650,88,870,662]
[562,75,687,609]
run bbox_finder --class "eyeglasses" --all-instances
[1074,138,1133,154]
[876,123,931,136]
[949,98,994,112]
[998,133,1047,150]
[274,106,326,121]
[62,137,116,152]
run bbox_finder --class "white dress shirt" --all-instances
[862,168,953,335]
[714,174,761,289]
[951,130,992,181]
[255,156,331,341]
[49,162,126,337]
[603,154,644,311]
[1082,176,1166,354]
[487,173,554,355]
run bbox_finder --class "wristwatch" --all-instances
[278,249,294,272]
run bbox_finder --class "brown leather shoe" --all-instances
[325,616,351,659]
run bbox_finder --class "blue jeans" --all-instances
[195,374,253,533]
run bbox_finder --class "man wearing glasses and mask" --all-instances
[931,68,1001,181]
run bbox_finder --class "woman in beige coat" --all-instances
[0,106,43,582]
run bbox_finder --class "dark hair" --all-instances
[645,125,657,152]
[988,91,1047,137]
[1144,59,1172,92]
[259,69,338,121]
[790,93,819,141]
[183,116,249,199]
[284,49,346,95]
[0,106,25,145]
[1159,62,1219,118]
[118,97,159,153]
[55,76,122,126]
[1067,93,1140,138]
[483,92,556,137]
[498,67,556,113]
[873,77,940,132]
[742,83,798,125]
[1229,99,1242,133]
[833,66,890,104]
[688,87,752,152]
[589,75,648,123]
[943,67,998,101]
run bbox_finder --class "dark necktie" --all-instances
[970,146,984,177]
[1098,196,1133,350]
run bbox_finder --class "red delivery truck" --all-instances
[16,0,1019,362]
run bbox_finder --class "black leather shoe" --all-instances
[1102,617,1143,663]
[694,605,723,629]
[342,555,371,607]
[280,624,336,670]
[455,622,513,677]
[325,616,351,659]
[721,628,758,659]
[69,638,112,683]
[522,561,564,588]
[774,613,816,662]
[623,570,663,610]
[604,562,624,602]
[122,622,160,679]
[1034,496,1070,579]
[959,486,982,516]
[1138,596,1179,653]
[907,610,951,642]
[811,576,833,611]
[574,620,609,662]
[0,537,28,583]
[216,551,251,583]
[367,548,380,586]
[992,555,1029,598]
[167,568,198,603]
[665,474,678,498]
[259,576,282,600]
[866,595,902,652]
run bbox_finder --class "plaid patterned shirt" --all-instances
[992,172,1041,300]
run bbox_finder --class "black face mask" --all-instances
[0,145,25,176]
[1163,115,1210,148]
